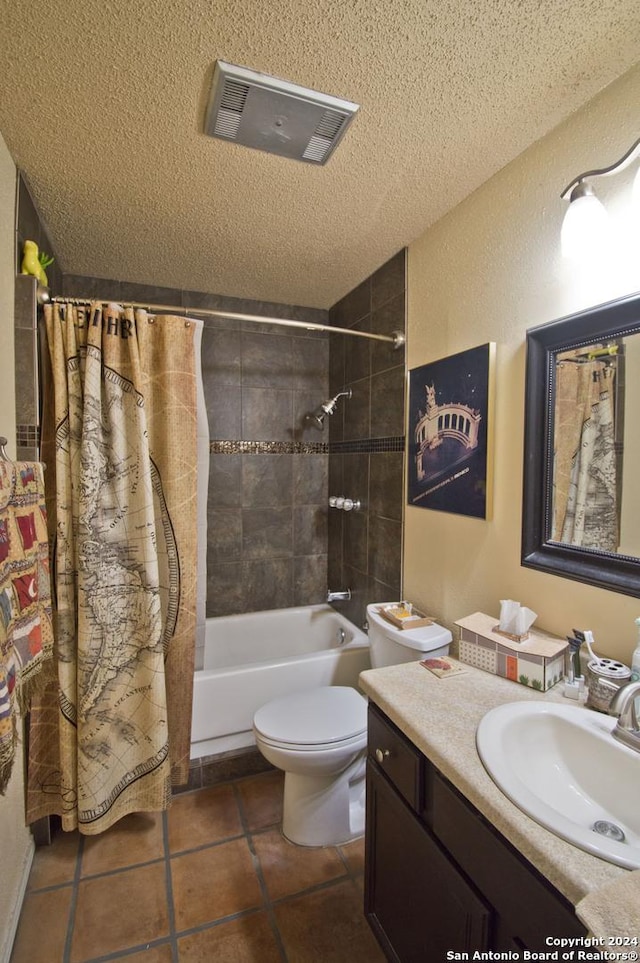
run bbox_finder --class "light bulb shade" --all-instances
[561,191,610,260]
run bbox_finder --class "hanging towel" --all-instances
[0,460,53,792]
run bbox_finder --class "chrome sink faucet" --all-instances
[608,680,640,753]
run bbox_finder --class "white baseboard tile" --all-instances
[0,836,34,963]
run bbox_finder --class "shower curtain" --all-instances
[552,358,618,552]
[26,302,200,834]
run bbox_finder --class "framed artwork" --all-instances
[407,342,496,519]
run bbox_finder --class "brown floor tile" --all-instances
[177,911,282,961]
[253,829,346,900]
[10,886,72,963]
[274,878,386,963]
[171,837,263,931]
[338,837,365,875]
[168,784,242,852]
[14,775,376,963]
[236,770,284,831]
[28,830,80,890]
[81,811,165,876]
[109,945,174,962]
[70,862,170,961]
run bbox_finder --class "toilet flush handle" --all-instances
[375,748,390,764]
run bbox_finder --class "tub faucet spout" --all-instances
[327,589,351,603]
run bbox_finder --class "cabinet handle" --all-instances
[375,748,390,764]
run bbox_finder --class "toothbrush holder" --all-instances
[585,659,631,713]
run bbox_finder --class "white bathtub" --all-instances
[190,604,371,758]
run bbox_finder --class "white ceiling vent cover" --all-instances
[204,61,359,165]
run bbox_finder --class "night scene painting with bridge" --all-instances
[408,343,494,519]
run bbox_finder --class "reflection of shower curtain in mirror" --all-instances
[552,360,617,551]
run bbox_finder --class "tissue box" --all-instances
[454,612,567,691]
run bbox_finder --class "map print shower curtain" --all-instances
[26,303,198,834]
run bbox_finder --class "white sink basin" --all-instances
[476,701,640,869]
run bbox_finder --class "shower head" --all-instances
[308,388,352,430]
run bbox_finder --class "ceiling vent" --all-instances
[204,61,359,165]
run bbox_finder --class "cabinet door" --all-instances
[431,771,587,949]
[365,763,491,963]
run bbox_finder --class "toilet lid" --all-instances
[254,686,367,746]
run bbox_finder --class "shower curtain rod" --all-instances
[43,294,406,349]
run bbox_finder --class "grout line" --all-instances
[161,809,180,963]
[167,831,246,860]
[171,905,269,942]
[34,773,365,962]
[73,936,173,963]
[335,843,366,887]
[232,782,289,962]
[62,832,85,963]
[335,844,354,876]
[70,855,167,884]
[24,879,78,896]
[268,873,355,907]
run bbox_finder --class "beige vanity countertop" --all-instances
[359,660,629,907]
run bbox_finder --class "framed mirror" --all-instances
[522,290,640,597]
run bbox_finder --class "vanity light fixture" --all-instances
[560,135,640,260]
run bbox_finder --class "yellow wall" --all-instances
[405,64,640,664]
[0,132,33,963]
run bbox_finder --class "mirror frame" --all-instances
[522,290,640,598]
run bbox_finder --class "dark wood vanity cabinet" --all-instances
[364,703,586,961]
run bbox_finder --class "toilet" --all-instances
[254,686,367,847]
[252,603,452,847]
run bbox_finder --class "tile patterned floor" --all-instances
[11,770,385,963]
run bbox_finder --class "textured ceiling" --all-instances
[0,0,639,309]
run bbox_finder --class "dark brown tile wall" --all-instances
[14,174,63,460]
[14,180,405,632]
[201,317,330,617]
[16,174,63,294]
[184,746,273,794]
[327,250,406,629]
[62,275,331,619]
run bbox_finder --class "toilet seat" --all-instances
[253,686,367,751]
[255,729,366,753]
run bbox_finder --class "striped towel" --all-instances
[0,461,53,793]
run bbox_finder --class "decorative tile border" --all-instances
[209,436,406,455]
[210,440,328,454]
[9,432,406,459]
[330,435,405,454]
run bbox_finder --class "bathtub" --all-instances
[190,604,371,758]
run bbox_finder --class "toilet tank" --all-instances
[366,603,452,669]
